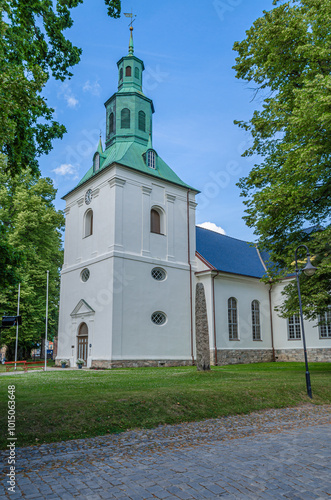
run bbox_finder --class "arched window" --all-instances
[78,322,88,336]
[93,153,100,172]
[121,108,130,129]
[319,307,331,338]
[109,112,114,134]
[135,67,139,79]
[251,300,261,340]
[77,322,88,364]
[84,209,93,237]
[138,111,146,131]
[125,66,131,76]
[228,297,238,340]
[151,208,161,234]
[119,67,123,81]
[288,315,301,339]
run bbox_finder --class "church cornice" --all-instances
[104,91,154,112]
[63,160,199,201]
[116,54,145,70]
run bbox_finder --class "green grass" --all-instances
[0,362,330,449]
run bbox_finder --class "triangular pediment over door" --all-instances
[70,299,95,317]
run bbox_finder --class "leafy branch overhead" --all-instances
[0,0,121,176]
[233,0,331,320]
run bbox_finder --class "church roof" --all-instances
[196,226,269,278]
[74,140,197,193]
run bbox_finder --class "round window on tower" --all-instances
[151,311,167,326]
[81,268,90,283]
[151,268,167,281]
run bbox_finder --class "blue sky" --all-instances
[40,0,275,241]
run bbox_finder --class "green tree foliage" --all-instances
[0,162,64,359]
[233,0,331,320]
[0,0,121,176]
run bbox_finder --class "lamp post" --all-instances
[294,245,317,399]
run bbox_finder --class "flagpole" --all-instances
[44,271,49,372]
[14,283,20,370]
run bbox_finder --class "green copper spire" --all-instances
[68,26,200,197]
[97,135,103,154]
[128,26,134,55]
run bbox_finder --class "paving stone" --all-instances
[0,405,330,499]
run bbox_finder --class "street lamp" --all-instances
[294,245,317,399]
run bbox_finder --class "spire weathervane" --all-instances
[124,12,136,55]
[124,11,136,28]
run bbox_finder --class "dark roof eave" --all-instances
[213,269,267,280]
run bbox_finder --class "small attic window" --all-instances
[125,66,131,77]
[147,150,156,169]
[93,153,100,172]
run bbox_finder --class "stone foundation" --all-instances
[91,359,194,369]
[211,349,274,366]
[275,348,331,362]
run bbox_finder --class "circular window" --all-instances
[81,268,90,282]
[151,267,166,281]
[151,311,167,326]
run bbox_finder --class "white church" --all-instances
[56,29,331,368]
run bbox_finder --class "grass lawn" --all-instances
[0,362,330,449]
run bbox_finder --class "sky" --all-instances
[40,0,275,242]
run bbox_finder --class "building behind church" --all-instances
[56,29,331,368]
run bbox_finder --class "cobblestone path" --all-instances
[0,405,330,499]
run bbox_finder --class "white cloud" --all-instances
[52,164,78,178]
[66,96,79,108]
[58,83,79,108]
[83,80,101,96]
[197,222,226,235]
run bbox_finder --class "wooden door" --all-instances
[77,322,88,364]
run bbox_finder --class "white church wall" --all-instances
[114,165,196,265]
[214,274,272,349]
[272,281,331,361]
[57,257,116,367]
[57,160,197,368]
[62,166,118,267]
[211,274,274,364]
[111,257,192,361]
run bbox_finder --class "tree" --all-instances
[0,163,64,359]
[0,0,121,176]
[233,0,331,320]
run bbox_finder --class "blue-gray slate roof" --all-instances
[196,226,269,278]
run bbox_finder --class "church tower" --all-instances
[56,28,198,368]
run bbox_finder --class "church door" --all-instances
[77,322,88,364]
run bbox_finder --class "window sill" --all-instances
[229,338,240,341]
